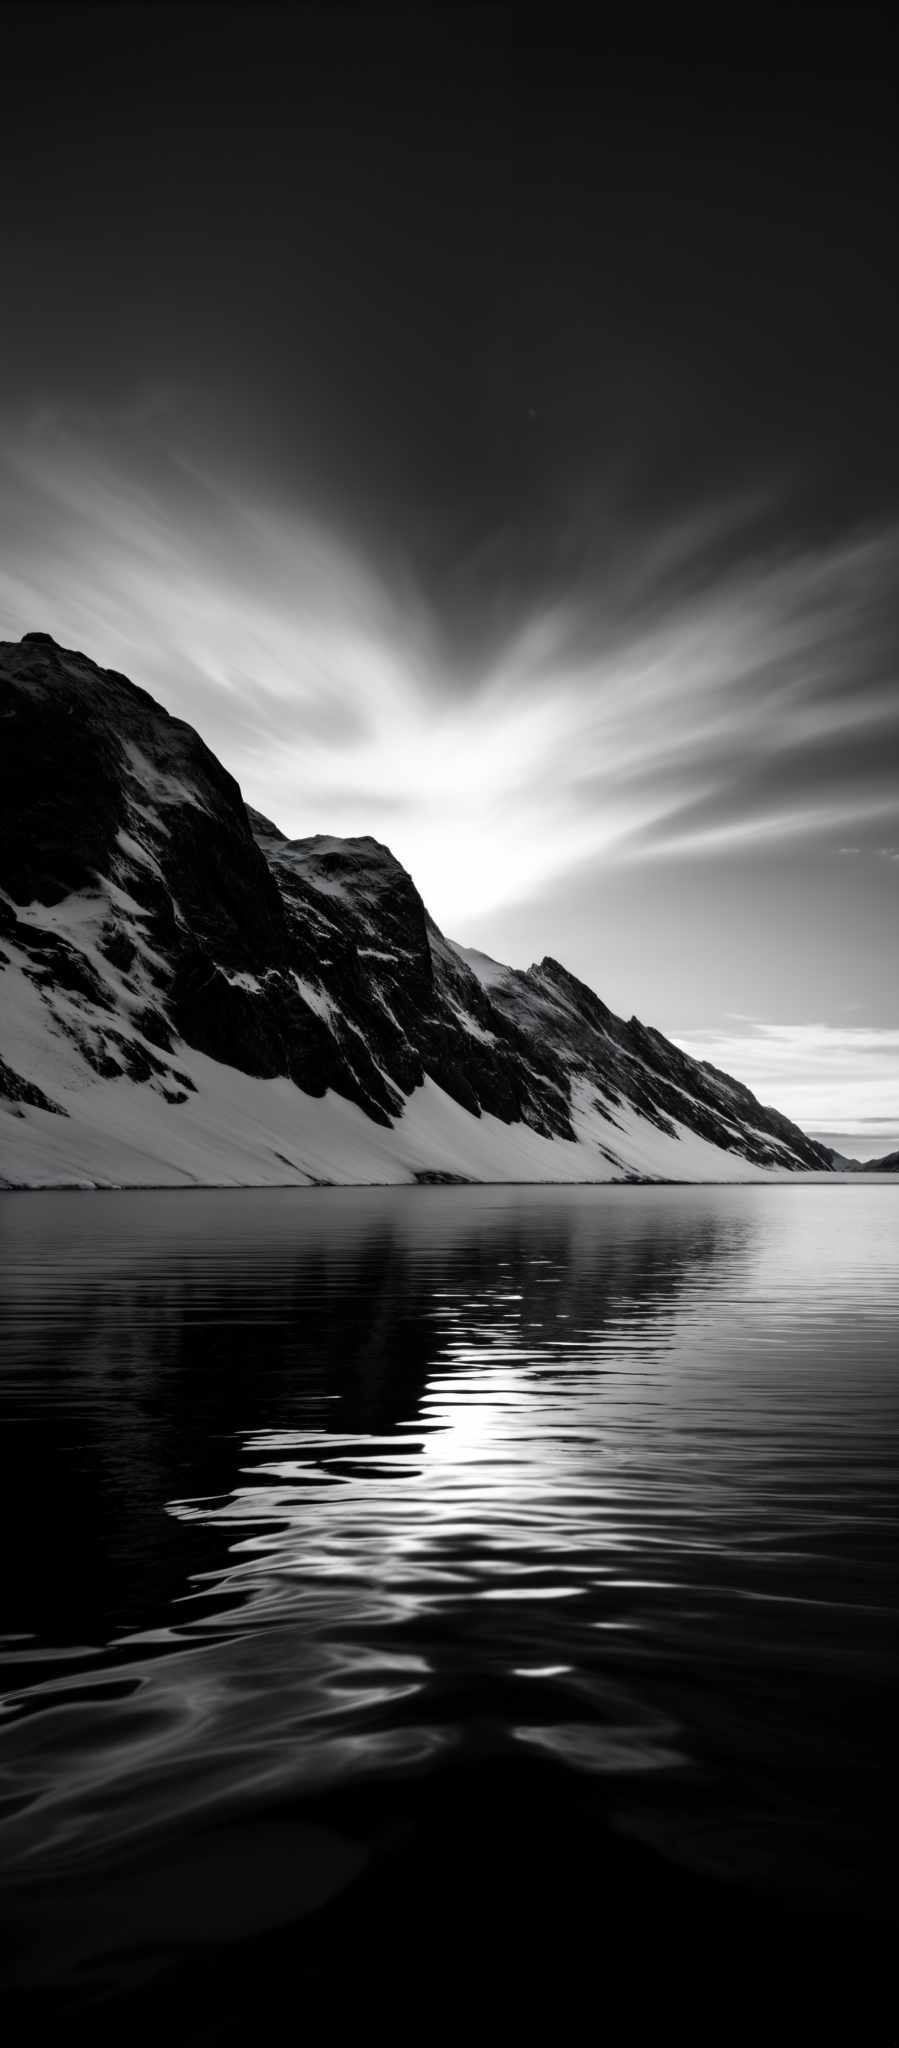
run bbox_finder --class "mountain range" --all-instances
[0,632,891,1188]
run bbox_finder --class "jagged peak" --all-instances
[288,832,402,861]
[246,806,288,849]
[273,832,418,893]
[5,630,189,731]
[525,955,616,1027]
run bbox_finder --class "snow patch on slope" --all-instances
[121,739,209,816]
[0,969,833,1192]
[451,943,513,990]
[290,973,337,1025]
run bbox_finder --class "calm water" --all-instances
[1,1184,897,2039]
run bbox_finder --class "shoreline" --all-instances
[2,1173,896,1194]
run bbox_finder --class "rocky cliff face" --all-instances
[0,633,835,1185]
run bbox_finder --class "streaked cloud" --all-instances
[2,400,898,940]
[675,1021,899,1131]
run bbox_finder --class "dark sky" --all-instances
[2,3,898,1136]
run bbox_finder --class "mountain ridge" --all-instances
[0,632,842,1187]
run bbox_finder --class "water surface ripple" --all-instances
[1,1184,897,2023]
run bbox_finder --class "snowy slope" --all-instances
[1,632,835,1189]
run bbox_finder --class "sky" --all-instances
[1,4,897,1146]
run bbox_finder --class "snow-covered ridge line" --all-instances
[0,632,839,1188]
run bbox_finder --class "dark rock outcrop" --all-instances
[0,1054,67,1118]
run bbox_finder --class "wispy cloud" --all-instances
[1,398,897,931]
[675,1021,899,1130]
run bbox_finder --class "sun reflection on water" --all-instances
[0,1182,896,1908]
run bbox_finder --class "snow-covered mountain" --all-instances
[0,632,836,1187]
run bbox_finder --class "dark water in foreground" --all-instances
[0,1184,897,2041]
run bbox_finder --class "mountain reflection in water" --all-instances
[0,1184,897,2041]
